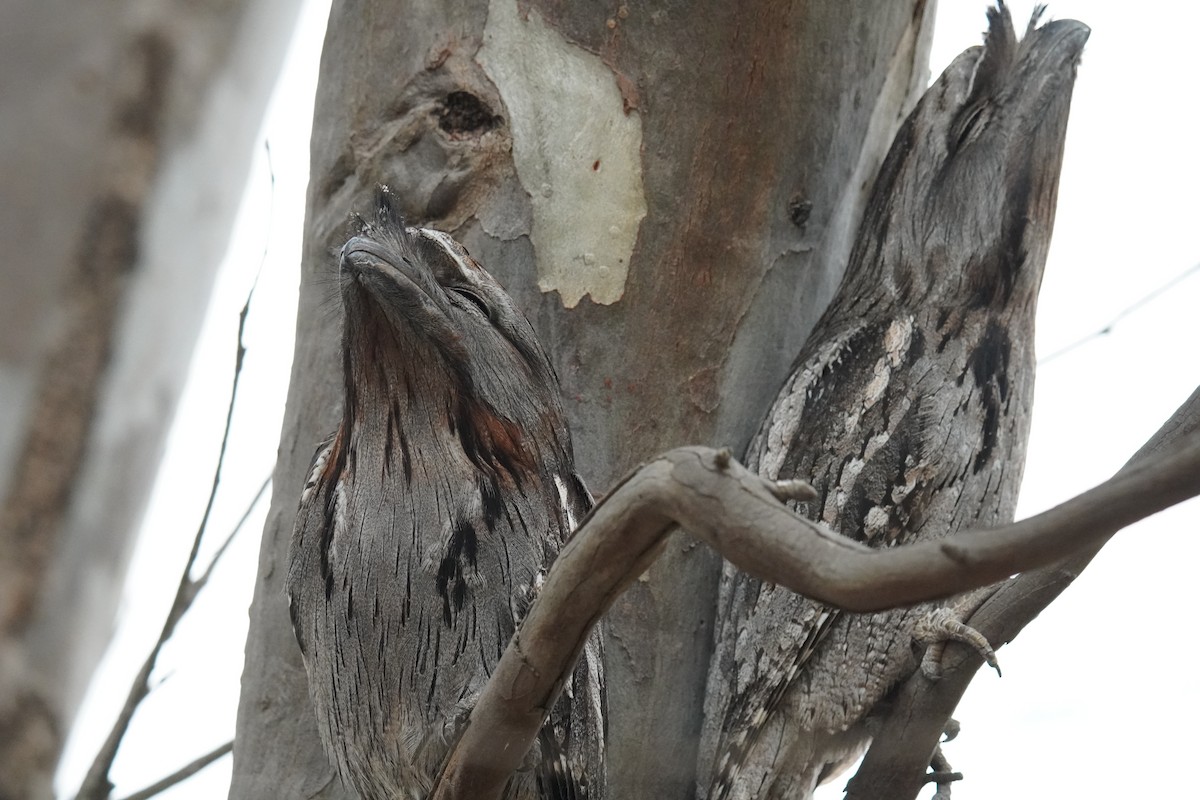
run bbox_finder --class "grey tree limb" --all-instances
[844,384,1200,800]
[429,401,1200,800]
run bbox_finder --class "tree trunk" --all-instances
[231,1,935,796]
[0,1,302,796]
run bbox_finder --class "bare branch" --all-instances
[844,384,1200,799]
[1040,262,1200,364]
[429,397,1200,800]
[193,476,270,591]
[116,740,233,800]
[73,286,259,800]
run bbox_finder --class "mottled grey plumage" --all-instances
[701,6,1086,798]
[287,189,605,800]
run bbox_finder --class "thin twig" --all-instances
[116,740,233,800]
[194,475,271,591]
[252,139,276,286]
[74,283,260,800]
[1040,261,1200,364]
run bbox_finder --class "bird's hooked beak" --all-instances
[340,235,397,269]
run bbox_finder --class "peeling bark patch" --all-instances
[477,0,646,307]
[687,366,721,413]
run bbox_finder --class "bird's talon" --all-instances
[915,607,1001,680]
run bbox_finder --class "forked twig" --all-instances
[74,286,263,800]
[117,740,233,800]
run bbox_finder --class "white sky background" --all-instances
[56,1,1200,798]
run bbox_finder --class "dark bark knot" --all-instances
[788,195,813,229]
[438,92,501,139]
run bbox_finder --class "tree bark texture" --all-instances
[232,1,937,797]
[0,0,302,796]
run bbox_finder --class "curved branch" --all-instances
[845,384,1200,800]
[429,397,1200,800]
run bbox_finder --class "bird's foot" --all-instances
[913,606,1000,680]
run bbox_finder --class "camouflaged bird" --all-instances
[700,5,1087,798]
[287,188,605,800]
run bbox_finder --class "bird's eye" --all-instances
[451,287,489,316]
[953,104,986,150]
